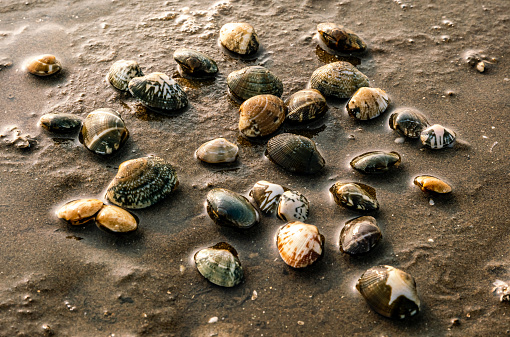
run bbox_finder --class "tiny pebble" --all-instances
[208,316,218,324]
[251,290,258,300]
[429,199,435,206]
[394,137,405,144]
[476,61,485,73]
[297,321,305,325]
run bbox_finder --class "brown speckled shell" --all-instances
[239,95,286,138]
[310,61,369,99]
[347,87,390,120]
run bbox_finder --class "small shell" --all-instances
[266,133,325,174]
[284,89,328,124]
[107,60,143,91]
[206,188,259,229]
[219,22,259,55]
[195,242,244,287]
[106,156,179,209]
[420,124,456,149]
[227,66,283,101]
[128,72,188,112]
[26,54,61,76]
[388,108,430,138]
[276,221,324,268]
[350,151,401,174]
[356,265,421,319]
[56,199,104,225]
[79,108,129,155]
[414,175,452,193]
[329,182,379,211]
[277,190,310,222]
[173,48,218,78]
[95,205,138,233]
[317,23,367,52]
[309,61,369,99]
[339,216,382,254]
[249,180,288,215]
[239,95,286,138]
[196,138,238,163]
[347,87,390,120]
[39,113,82,133]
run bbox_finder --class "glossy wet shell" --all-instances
[309,61,369,99]
[196,138,238,163]
[266,133,325,174]
[239,95,286,138]
[107,60,143,91]
[329,182,379,211]
[195,242,244,287]
[347,87,390,120]
[56,199,104,226]
[173,48,218,78]
[106,156,179,209]
[219,22,259,55]
[339,216,382,255]
[206,188,259,229]
[277,190,310,222]
[317,23,367,52]
[227,66,283,101]
[388,108,430,138]
[95,205,138,233]
[420,124,456,149]
[277,222,324,268]
[249,180,287,215]
[39,113,82,133]
[79,108,129,155]
[128,72,188,111]
[350,151,401,174]
[26,54,61,76]
[284,89,328,124]
[414,175,452,193]
[356,265,421,319]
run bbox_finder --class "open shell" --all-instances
[317,23,367,52]
[309,61,369,99]
[347,87,390,120]
[284,89,328,124]
[195,242,244,287]
[56,199,104,225]
[206,188,259,229]
[79,108,129,155]
[196,138,238,163]
[239,94,286,138]
[107,60,143,91]
[227,66,283,101]
[26,54,61,76]
[277,221,324,268]
[329,182,379,211]
[249,180,288,215]
[219,22,259,55]
[339,216,381,254]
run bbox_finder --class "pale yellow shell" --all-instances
[56,199,104,225]
[195,138,238,163]
[414,175,452,193]
[95,205,138,233]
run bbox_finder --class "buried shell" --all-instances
[239,94,286,138]
[266,133,325,174]
[96,205,138,233]
[317,23,367,52]
[309,61,369,99]
[56,199,104,225]
[339,216,381,255]
[350,151,401,174]
[79,108,129,155]
[106,156,179,209]
[107,60,143,91]
[196,138,238,163]
[388,108,430,138]
[173,48,218,78]
[347,87,390,120]
[414,175,452,194]
[39,113,82,133]
[420,124,456,149]
[284,89,328,124]
[249,180,288,215]
[329,182,379,211]
[219,22,259,55]
[227,66,283,101]
[277,221,324,268]
[195,242,244,287]
[206,188,259,229]
[277,190,310,222]
[356,265,421,319]
[26,54,61,76]
[128,72,188,111]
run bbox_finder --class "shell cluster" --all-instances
[107,60,143,91]
[239,94,286,138]
[196,138,238,164]
[277,222,324,268]
[284,89,328,124]
[219,22,259,55]
[79,108,129,155]
[310,61,369,99]
[227,66,283,101]
[206,188,259,229]
[195,242,244,287]
[26,54,62,76]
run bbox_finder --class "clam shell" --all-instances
[277,190,310,222]
[284,89,328,124]
[173,48,218,78]
[206,188,259,229]
[107,60,143,91]
[309,61,369,99]
[276,221,324,268]
[339,216,381,254]
[317,23,367,52]
[249,180,288,215]
[227,66,283,101]
[239,94,286,138]
[96,205,138,233]
[195,242,244,287]
[414,175,452,193]
[26,54,61,76]
[39,113,82,133]
[196,138,238,163]
[329,182,379,211]
[106,156,179,209]
[347,87,390,120]
[388,108,430,138]
[79,108,129,155]
[356,265,421,319]
[56,199,104,225]
[128,72,188,111]
[219,22,259,55]
[420,124,456,149]
[350,151,401,174]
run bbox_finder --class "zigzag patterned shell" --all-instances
[310,61,369,99]
[277,221,324,268]
[227,66,283,101]
[79,108,129,155]
[107,60,143,91]
[249,180,287,215]
[128,72,188,111]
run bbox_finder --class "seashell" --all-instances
[56,199,104,225]
[239,94,286,138]
[277,190,310,222]
[249,180,288,215]
[356,265,421,319]
[26,54,61,76]
[309,61,369,99]
[227,66,283,101]
[206,188,259,229]
[414,175,452,194]
[339,216,382,254]
[79,108,129,155]
[39,113,82,133]
[388,108,430,138]
[420,124,456,149]
[284,89,328,124]
[194,242,244,287]
[276,221,324,268]
[128,72,188,112]
[350,151,401,174]
[173,48,218,78]
[317,23,367,52]
[107,60,143,91]
[347,87,390,120]
[106,156,179,209]
[95,205,138,233]
[266,133,325,174]
[196,138,238,163]
[329,182,379,211]
[219,22,259,55]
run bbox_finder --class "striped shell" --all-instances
[206,188,259,229]
[317,23,367,52]
[414,175,452,193]
[173,48,218,78]
[277,221,324,268]
[350,151,401,174]
[239,95,286,138]
[56,199,104,226]
[420,124,456,149]
[219,22,259,55]
[310,61,369,99]
[195,242,244,287]
[389,108,430,138]
[107,60,143,91]
[196,138,238,163]
[284,89,328,124]
[249,180,287,215]
[339,216,382,255]
[277,190,310,222]
[128,72,188,111]
[329,182,379,211]
[79,108,129,155]
[227,66,283,101]
[39,113,82,133]
[26,54,61,76]
[106,156,179,209]
[347,87,390,120]
[96,205,138,233]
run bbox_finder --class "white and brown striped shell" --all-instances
[195,138,238,163]
[249,180,288,215]
[309,61,369,99]
[56,199,104,225]
[26,54,61,76]
[79,108,129,155]
[414,175,452,193]
[277,190,309,222]
[96,205,138,233]
[239,95,286,138]
[195,242,244,287]
[276,221,324,268]
[227,66,283,101]
[107,60,143,91]
[420,124,456,149]
[346,87,390,120]
[329,182,379,211]
[284,89,328,124]
[219,22,260,55]
[339,216,382,255]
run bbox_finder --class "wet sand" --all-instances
[0,0,509,336]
